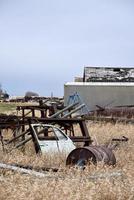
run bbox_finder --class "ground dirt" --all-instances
[0,121,134,200]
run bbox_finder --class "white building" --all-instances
[64,67,134,110]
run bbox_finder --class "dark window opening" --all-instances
[113,68,120,72]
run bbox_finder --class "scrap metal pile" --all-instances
[0,96,128,169]
[91,105,134,118]
[88,105,134,122]
[0,98,92,148]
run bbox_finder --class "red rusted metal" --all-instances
[66,145,116,167]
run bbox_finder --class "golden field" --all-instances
[0,122,134,200]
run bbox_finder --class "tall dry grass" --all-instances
[0,122,134,200]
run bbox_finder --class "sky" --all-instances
[0,0,134,97]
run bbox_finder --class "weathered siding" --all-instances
[64,82,134,110]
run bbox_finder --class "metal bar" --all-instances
[0,162,123,180]
[17,105,50,110]
[12,128,49,149]
[0,163,47,178]
[0,129,5,151]
[31,109,35,118]
[112,136,128,142]
[23,110,32,118]
[14,136,32,148]
[9,163,59,172]
[79,121,92,145]
[49,102,79,118]
[70,137,91,142]
[62,104,85,118]
[5,129,30,144]
[36,117,85,122]
[22,109,25,132]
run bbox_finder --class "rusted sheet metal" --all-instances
[66,146,116,167]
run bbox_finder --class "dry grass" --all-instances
[0,122,134,200]
[0,102,38,115]
[0,102,17,114]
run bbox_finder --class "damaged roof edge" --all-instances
[65,82,134,86]
[83,66,134,82]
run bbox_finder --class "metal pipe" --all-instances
[14,137,32,148]
[0,163,46,178]
[62,104,85,118]
[6,129,30,144]
[49,102,79,118]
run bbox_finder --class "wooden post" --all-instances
[0,129,5,151]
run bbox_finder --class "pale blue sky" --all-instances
[0,0,134,96]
